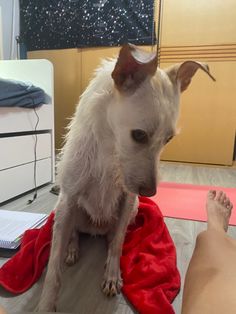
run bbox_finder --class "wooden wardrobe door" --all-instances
[160,0,236,165]
[160,0,236,46]
[161,61,236,165]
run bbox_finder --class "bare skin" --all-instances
[182,191,235,314]
[206,190,232,232]
[0,305,7,314]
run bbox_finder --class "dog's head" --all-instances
[108,44,215,197]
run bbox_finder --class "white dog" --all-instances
[38,44,215,312]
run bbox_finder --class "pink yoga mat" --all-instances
[151,182,236,226]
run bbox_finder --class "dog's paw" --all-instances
[65,247,79,266]
[101,277,122,297]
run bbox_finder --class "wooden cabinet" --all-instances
[160,0,236,46]
[161,60,236,165]
[159,0,236,165]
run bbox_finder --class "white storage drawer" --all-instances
[0,133,52,170]
[0,60,55,203]
[0,105,53,133]
[0,158,52,203]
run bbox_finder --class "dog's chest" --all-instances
[78,178,123,227]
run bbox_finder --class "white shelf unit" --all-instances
[0,59,55,203]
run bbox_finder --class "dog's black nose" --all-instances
[139,185,156,197]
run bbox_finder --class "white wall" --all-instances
[0,0,19,59]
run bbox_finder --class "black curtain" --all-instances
[20,0,156,51]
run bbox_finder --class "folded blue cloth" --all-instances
[0,78,48,108]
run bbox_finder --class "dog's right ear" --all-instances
[112,44,158,92]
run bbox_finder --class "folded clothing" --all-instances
[0,197,180,314]
[0,78,48,108]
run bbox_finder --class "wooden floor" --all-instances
[0,161,236,314]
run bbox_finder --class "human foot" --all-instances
[206,190,233,232]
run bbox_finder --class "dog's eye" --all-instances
[131,129,148,144]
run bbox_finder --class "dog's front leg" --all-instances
[65,229,79,266]
[102,193,137,297]
[37,196,75,312]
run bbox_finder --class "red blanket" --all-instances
[0,197,180,314]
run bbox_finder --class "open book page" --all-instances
[0,210,48,242]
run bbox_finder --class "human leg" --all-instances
[182,191,235,314]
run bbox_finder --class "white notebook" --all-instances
[0,210,48,249]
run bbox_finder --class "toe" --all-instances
[101,280,116,297]
[208,190,216,200]
[65,249,79,266]
[216,191,224,203]
[221,193,227,204]
[224,197,231,207]
[228,202,233,211]
[116,279,122,293]
[109,282,117,296]
[101,278,122,297]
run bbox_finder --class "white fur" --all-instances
[37,57,182,312]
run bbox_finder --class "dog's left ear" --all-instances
[165,61,216,92]
[112,44,158,92]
